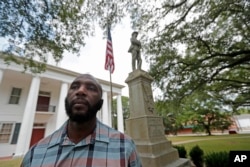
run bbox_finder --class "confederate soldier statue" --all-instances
[128,31,142,71]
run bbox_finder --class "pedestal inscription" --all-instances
[148,117,165,137]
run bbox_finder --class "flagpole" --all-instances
[109,68,114,128]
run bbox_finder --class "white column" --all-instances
[117,95,124,132]
[15,75,41,157]
[102,91,109,125]
[55,82,68,129]
[0,69,3,84]
[108,96,112,126]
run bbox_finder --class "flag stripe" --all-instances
[104,27,115,73]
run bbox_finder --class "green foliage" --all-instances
[155,90,233,135]
[2,52,46,73]
[181,91,233,135]
[1,0,88,71]
[0,0,133,72]
[189,145,204,167]
[183,92,232,135]
[237,108,250,114]
[173,145,187,158]
[204,151,229,167]
[132,0,250,112]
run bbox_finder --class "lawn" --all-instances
[168,134,250,155]
[1,134,250,166]
[0,158,22,167]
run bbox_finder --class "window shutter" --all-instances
[11,123,21,144]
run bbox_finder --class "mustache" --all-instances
[65,97,103,115]
[72,98,90,106]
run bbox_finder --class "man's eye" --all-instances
[71,84,79,89]
[87,85,97,91]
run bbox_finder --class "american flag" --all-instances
[104,27,115,73]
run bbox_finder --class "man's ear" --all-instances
[95,99,103,111]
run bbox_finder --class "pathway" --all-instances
[172,135,250,145]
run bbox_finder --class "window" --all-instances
[0,123,14,143]
[9,87,22,104]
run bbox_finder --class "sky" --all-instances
[59,18,149,97]
[0,17,149,97]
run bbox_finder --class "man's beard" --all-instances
[65,98,99,123]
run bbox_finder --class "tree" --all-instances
[132,0,250,111]
[0,0,131,72]
[181,90,232,135]
[155,90,232,135]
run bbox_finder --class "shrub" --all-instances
[204,151,229,167]
[173,145,187,158]
[189,145,204,167]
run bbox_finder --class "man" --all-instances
[128,31,142,71]
[21,74,142,167]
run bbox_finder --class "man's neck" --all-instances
[67,118,96,144]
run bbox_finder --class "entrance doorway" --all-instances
[29,128,45,147]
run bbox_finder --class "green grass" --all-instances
[168,134,250,156]
[1,134,250,166]
[0,158,22,167]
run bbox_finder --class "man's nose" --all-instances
[76,85,87,96]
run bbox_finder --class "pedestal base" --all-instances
[126,116,190,167]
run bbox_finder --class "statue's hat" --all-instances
[132,31,138,35]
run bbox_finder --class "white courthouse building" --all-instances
[0,53,125,158]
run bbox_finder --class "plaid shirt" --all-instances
[21,119,142,167]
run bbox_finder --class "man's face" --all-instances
[65,74,102,123]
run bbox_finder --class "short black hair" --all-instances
[74,74,103,98]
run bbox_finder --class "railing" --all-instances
[36,105,56,112]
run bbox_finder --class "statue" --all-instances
[128,31,142,71]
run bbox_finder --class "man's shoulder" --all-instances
[21,129,62,167]
[97,120,132,141]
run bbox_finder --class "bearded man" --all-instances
[21,74,142,167]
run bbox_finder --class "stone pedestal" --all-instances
[125,70,190,167]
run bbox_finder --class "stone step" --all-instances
[166,158,191,167]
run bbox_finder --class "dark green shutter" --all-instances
[11,123,21,144]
